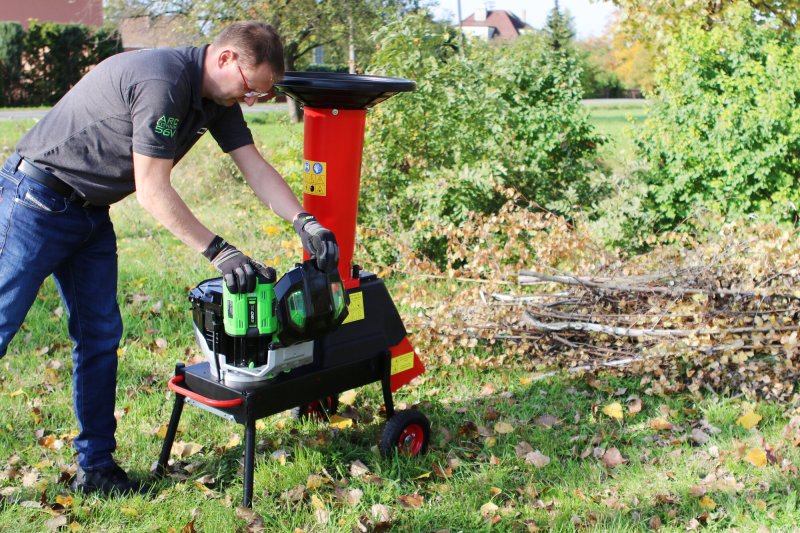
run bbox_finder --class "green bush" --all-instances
[0,22,24,107]
[0,22,121,106]
[636,1,800,230]
[361,13,603,263]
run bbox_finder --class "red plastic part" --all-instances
[389,336,426,393]
[301,107,367,286]
[167,375,243,408]
[397,423,426,455]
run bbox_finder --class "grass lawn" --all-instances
[0,110,799,531]
[584,100,651,172]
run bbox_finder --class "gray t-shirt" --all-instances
[17,46,254,205]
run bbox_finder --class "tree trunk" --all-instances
[348,14,356,74]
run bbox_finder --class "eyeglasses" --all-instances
[237,65,273,98]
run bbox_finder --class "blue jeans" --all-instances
[0,154,122,469]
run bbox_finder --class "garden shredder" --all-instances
[155,72,429,507]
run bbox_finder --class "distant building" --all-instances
[460,6,532,41]
[1,0,103,28]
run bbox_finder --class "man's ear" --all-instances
[217,49,235,68]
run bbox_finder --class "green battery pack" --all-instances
[222,278,278,336]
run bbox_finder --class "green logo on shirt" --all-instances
[155,116,180,137]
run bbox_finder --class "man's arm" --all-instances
[229,144,340,272]
[132,152,215,252]
[228,143,303,222]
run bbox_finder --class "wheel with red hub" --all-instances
[291,395,339,420]
[379,409,430,457]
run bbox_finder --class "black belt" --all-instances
[15,155,75,198]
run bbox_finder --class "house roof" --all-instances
[461,10,530,40]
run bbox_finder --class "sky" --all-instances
[432,0,619,40]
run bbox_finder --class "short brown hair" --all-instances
[214,22,285,80]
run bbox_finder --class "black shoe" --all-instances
[70,463,149,497]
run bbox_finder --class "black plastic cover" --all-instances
[275,72,416,110]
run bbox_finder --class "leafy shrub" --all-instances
[636,2,800,231]
[0,21,121,106]
[0,22,24,107]
[361,13,603,264]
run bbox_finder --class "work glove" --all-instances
[293,212,339,273]
[203,236,260,293]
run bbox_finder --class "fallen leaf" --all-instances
[649,418,673,431]
[480,501,499,518]
[350,460,369,478]
[600,448,627,468]
[515,441,534,458]
[494,422,514,434]
[171,441,203,458]
[744,447,768,467]
[691,428,710,445]
[533,415,560,428]
[45,515,68,530]
[336,487,363,506]
[602,402,624,420]
[648,515,661,530]
[68,522,82,532]
[628,397,643,415]
[699,495,717,510]
[339,390,357,406]
[120,506,139,516]
[235,507,266,532]
[397,494,424,508]
[525,451,551,468]
[329,415,353,429]
[155,338,168,351]
[224,433,242,450]
[306,474,326,490]
[737,411,762,430]
[370,503,392,523]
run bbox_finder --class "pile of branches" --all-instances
[376,193,800,401]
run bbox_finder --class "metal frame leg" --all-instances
[381,350,395,419]
[242,415,256,507]
[156,364,187,478]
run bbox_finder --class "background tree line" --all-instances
[0,22,121,107]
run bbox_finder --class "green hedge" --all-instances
[636,1,800,230]
[0,21,121,106]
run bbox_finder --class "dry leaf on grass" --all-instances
[339,390,358,406]
[397,494,424,508]
[494,422,515,434]
[350,460,370,477]
[737,411,762,430]
[602,402,624,420]
[628,397,643,415]
[600,448,627,468]
[744,447,768,467]
[515,441,534,458]
[171,441,203,459]
[525,451,551,468]
[699,495,717,510]
[649,418,673,431]
[329,415,353,429]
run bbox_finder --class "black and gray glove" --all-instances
[203,235,259,293]
[293,212,339,273]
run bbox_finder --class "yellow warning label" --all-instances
[303,160,326,196]
[391,352,415,375]
[342,291,364,324]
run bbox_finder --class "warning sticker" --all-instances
[342,291,364,324]
[303,160,326,196]
[391,352,415,375]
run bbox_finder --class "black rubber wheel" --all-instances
[291,395,339,420]
[379,409,430,457]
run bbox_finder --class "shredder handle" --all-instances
[168,375,243,408]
